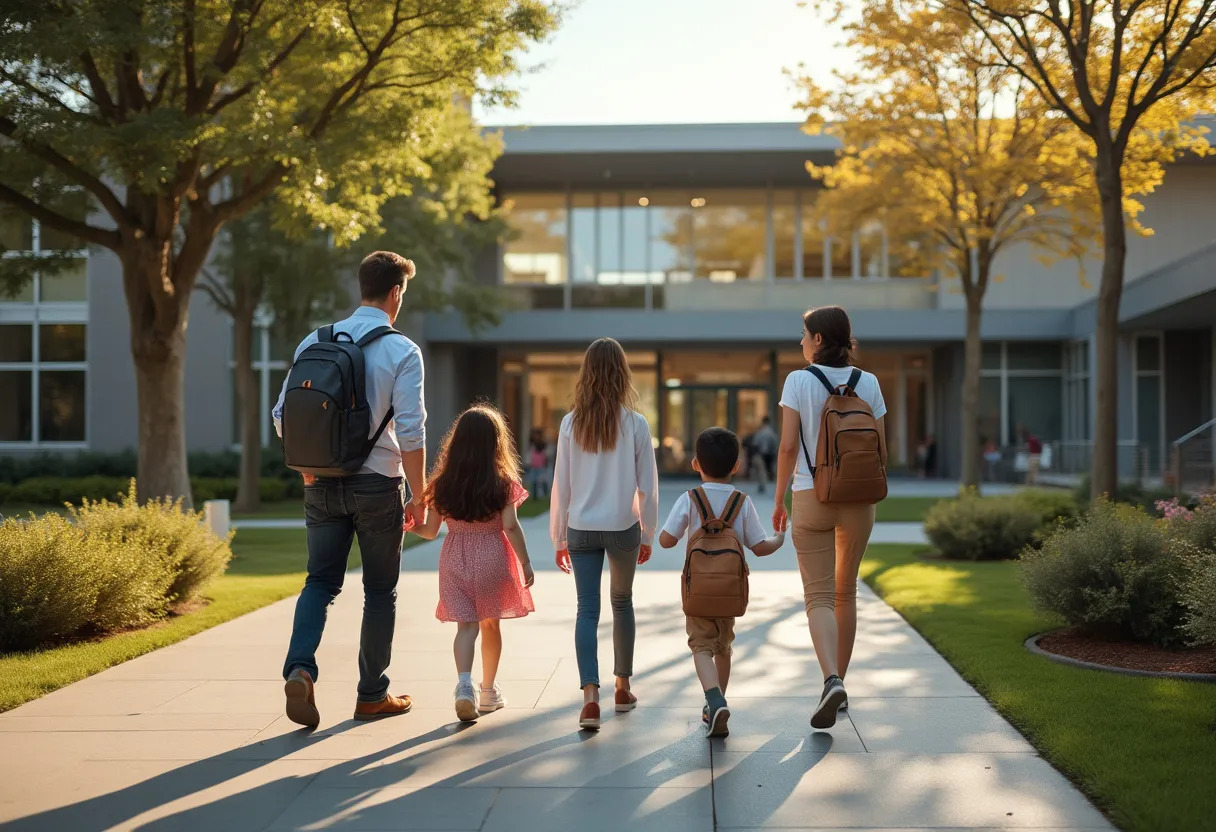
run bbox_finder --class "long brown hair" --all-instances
[422,404,521,522]
[803,306,857,368]
[572,338,638,453]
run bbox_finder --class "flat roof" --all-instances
[487,122,838,155]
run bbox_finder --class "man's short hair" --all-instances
[359,251,416,301]
[696,427,740,479]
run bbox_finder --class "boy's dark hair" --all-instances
[696,427,740,479]
[359,250,416,301]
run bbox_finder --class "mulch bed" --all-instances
[1037,628,1216,676]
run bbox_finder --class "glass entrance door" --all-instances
[661,386,770,473]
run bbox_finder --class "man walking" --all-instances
[272,251,427,727]
[750,416,779,494]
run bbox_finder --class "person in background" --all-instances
[982,436,1002,482]
[526,428,552,499]
[923,435,938,479]
[750,416,779,494]
[1020,426,1043,485]
[550,338,659,731]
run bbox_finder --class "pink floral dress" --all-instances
[435,481,536,623]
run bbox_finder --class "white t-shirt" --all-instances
[550,408,659,549]
[662,483,767,549]
[779,365,887,492]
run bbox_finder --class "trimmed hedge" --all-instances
[0,447,292,484]
[0,476,292,508]
[923,488,1077,561]
[0,485,232,653]
[1021,501,1190,647]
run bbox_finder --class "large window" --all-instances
[0,322,87,444]
[1133,333,1164,472]
[980,342,1064,449]
[0,212,89,446]
[500,187,920,307]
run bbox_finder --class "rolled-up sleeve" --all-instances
[392,345,427,452]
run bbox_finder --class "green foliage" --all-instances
[923,488,1073,560]
[1167,495,1216,552]
[70,484,233,603]
[1177,543,1216,647]
[1021,501,1188,647]
[0,475,291,508]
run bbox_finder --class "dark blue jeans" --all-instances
[568,524,640,688]
[283,473,406,703]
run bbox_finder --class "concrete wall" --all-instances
[86,249,138,452]
[938,165,1216,313]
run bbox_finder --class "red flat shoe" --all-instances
[614,689,637,713]
[579,701,601,730]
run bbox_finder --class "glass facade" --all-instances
[500,188,913,308]
[980,341,1066,452]
[1134,333,1164,472]
[0,214,89,446]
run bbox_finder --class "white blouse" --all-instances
[549,408,659,549]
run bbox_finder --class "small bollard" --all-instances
[203,499,230,538]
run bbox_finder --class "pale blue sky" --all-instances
[475,0,855,126]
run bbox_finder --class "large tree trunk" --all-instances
[960,290,984,492]
[131,318,192,508]
[1091,147,1127,500]
[233,302,262,514]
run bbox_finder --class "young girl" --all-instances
[414,405,536,723]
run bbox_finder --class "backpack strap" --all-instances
[718,490,745,529]
[806,365,837,395]
[319,324,335,343]
[358,326,405,449]
[356,325,402,348]
[690,487,713,526]
[845,367,862,393]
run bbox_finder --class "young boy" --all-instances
[659,427,785,737]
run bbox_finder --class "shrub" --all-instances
[71,483,233,604]
[1021,501,1188,647]
[923,488,1071,561]
[190,477,288,504]
[1072,473,1173,512]
[5,476,128,505]
[1177,543,1216,647]
[1164,494,1216,552]
[0,513,175,652]
[0,515,106,651]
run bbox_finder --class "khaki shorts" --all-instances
[686,616,735,657]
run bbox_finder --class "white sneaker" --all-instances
[479,682,507,713]
[454,681,479,722]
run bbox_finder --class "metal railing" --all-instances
[1170,418,1216,499]
[1052,439,1154,482]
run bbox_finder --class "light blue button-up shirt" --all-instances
[272,307,426,479]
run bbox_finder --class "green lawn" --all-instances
[0,529,424,713]
[237,496,552,520]
[860,543,1216,832]
[780,494,943,523]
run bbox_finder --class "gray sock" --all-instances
[705,687,727,711]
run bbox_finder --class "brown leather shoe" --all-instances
[354,693,413,721]
[614,689,637,713]
[579,701,601,731]
[284,668,320,728]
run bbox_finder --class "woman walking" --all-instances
[772,306,887,730]
[550,338,659,731]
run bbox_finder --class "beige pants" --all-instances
[791,490,876,613]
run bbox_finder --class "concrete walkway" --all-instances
[0,490,1110,831]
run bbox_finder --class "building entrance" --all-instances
[659,386,771,473]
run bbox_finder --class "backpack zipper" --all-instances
[831,427,881,468]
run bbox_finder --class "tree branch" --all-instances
[79,50,120,121]
[211,166,288,225]
[207,23,314,115]
[0,183,121,251]
[198,267,235,312]
[0,117,134,230]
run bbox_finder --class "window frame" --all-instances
[229,315,292,449]
[0,218,89,449]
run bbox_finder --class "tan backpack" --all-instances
[799,366,888,504]
[681,487,750,618]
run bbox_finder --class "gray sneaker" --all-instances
[454,681,479,722]
[479,682,507,713]
[811,676,847,730]
[706,702,731,738]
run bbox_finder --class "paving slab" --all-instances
[0,485,1112,831]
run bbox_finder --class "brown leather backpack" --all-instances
[681,487,750,618]
[799,366,888,504]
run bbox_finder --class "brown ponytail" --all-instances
[803,306,857,368]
